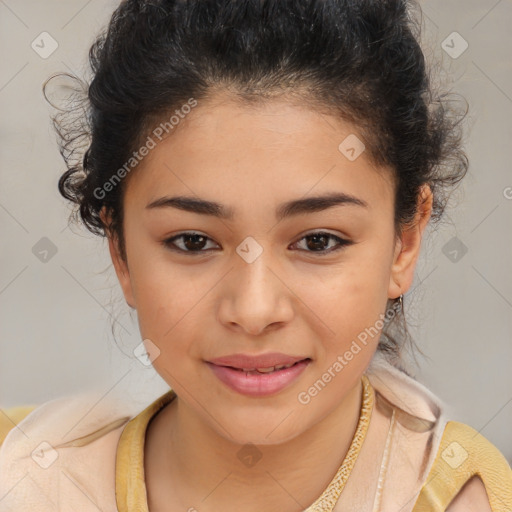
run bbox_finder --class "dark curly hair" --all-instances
[46,0,468,368]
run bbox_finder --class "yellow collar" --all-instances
[115,389,177,512]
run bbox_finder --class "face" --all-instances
[105,92,431,445]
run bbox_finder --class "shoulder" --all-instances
[414,420,512,512]
[0,390,141,511]
[365,355,512,511]
[0,391,136,452]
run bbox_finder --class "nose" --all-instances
[217,252,294,336]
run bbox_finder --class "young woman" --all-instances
[1,0,511,511]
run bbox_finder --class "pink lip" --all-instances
[205,359,311,397]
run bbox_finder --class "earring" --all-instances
[398,294,403,310]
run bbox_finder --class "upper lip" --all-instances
[207,353,310,369]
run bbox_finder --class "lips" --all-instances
[207,353,310,371]
[206,357,312,397]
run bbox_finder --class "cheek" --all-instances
[299,256,391,352]
[135,283,195,345]
[131,263,213,367]
[126,252,181,343]
[137,300,198,382]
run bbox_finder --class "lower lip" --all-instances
[206,359,311,397]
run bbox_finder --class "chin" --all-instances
[211,415,309,447]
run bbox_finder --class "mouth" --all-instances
[221,358,312,375]
[205,358,312,397]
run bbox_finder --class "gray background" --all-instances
[1,0,511,464]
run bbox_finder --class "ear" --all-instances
[388,184,433,299]
[100,206,136,309]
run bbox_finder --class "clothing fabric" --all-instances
[1,354,511,511]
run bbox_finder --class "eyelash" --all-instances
[162,231,353,256]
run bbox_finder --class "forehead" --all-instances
[124,94,396,214]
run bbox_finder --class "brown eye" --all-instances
[292,232,353,255]
[163,232,219,253]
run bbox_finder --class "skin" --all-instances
[446,476,492,512]
[102,92,433,511]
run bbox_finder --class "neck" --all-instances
[145,378,364,512]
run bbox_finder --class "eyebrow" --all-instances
[145,192,368,221]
